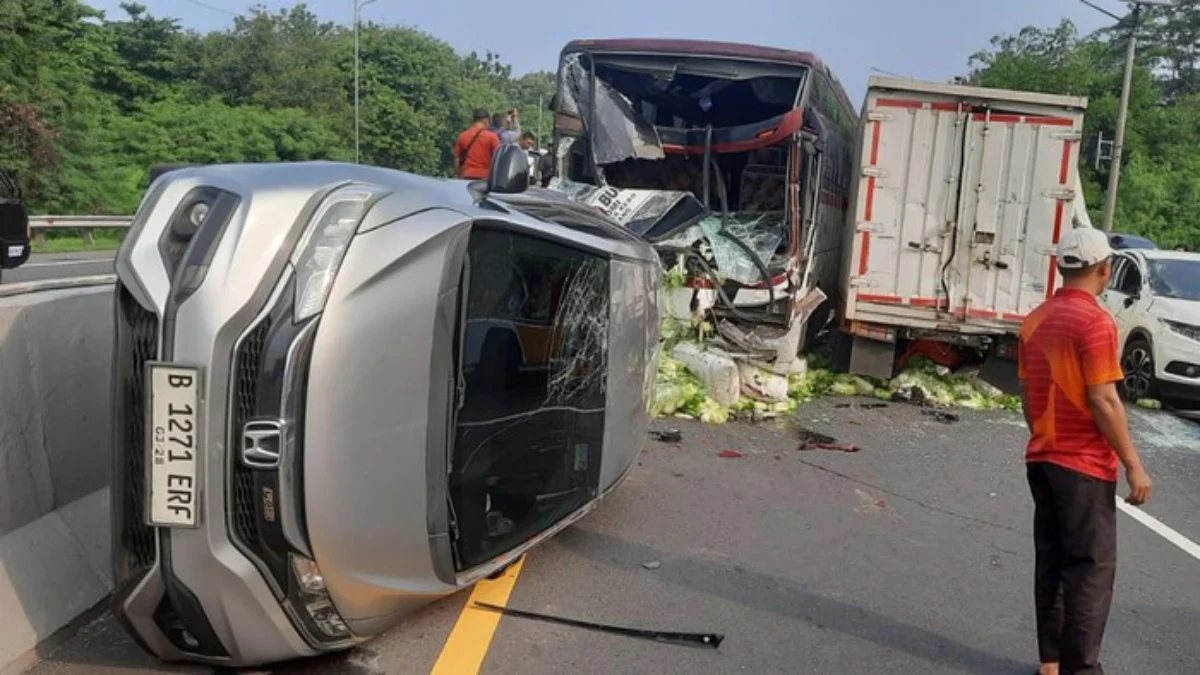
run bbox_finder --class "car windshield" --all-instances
[1148,258,1200,301]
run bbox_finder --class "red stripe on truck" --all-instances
[1046,140,1074,299]
[860,119,882,275]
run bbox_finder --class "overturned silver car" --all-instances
[109,147,661,666]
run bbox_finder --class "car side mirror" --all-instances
[485,144,530,195]
[1123,295,1136,308]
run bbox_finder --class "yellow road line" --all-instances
[430,556,527,675]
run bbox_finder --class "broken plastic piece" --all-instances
[650,428,683,443]
[800,441,861,453]
[473,601,725,649]
[717,449,744,459]
[923,409,960,424]
[795,427,837,445]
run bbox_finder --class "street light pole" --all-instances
[354,0,378,164]
[1102,3,1142,232]
[1079,0,1173,232]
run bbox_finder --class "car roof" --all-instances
[1122,248,1200,263]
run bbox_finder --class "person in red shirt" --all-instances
[454,109,501,180]
[1018,226,1153,675]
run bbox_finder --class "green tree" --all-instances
[967,13,1200,250]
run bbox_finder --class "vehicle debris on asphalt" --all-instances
[650,427,683,443]
[922,409,961,424]
[799,440,862,453]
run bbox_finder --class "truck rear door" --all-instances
[848,83,1084,333]
[946,108,1083,324]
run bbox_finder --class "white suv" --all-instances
[1100,249,1200,403]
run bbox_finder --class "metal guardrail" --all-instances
[0,274,117,298]
[27,215,134,245]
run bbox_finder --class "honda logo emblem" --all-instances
[242,419,284,469]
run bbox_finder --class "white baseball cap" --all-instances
[1056,227,1114,270]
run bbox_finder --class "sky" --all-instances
[86,0,1120,101]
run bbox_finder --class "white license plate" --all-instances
[146,363,203,528]
[6,245,22,258]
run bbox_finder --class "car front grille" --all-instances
[113,284,159,580]
[231,319,271,551]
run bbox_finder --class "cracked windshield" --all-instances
[2,0,1198,674]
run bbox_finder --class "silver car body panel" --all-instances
[112,160,660,666]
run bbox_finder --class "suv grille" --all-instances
[231,320,271,549]
[113,285,159,579]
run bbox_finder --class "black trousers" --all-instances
[1027,461,1118,675]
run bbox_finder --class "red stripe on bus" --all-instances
[662,109,803,156]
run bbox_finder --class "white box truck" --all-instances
[835,76,1092,378]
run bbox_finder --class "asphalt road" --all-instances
[24,400,1200,675]
[0,251,116,285]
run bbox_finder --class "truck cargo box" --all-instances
[841,77,1089,351]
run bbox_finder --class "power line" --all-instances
[176,0,239,16]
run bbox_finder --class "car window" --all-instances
[1118,260,1143,296]
[1107,257,1127,291]
[450,226,610,571]
[1148,258,1200,301]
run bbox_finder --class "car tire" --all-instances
[1120,337,1156,402]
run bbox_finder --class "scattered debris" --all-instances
[642,560,662,570]
[717,449,744,459]
[835,402,888,409]
[652,319,1022,425]
[922,409,960,424]
[1136,398,1163,410]
[650,427,683,443]
[473,602,725,649]
[800,440,862,453]
[795,427,837,445]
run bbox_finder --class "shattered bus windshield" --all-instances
[549,44,812,295]
[548,39,858,403]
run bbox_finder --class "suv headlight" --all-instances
[292,184,391,321]
[1160,318,1200,343]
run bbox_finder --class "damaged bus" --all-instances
[548,39,857,385]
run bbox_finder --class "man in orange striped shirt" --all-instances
[1018,227,1153,675]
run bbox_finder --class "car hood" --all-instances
[1149,296,1200,325]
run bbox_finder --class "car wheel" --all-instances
[1120,338,1156,401]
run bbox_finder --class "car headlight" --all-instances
[291,184,390,321]
[289,554,352,642]
[1159,318,1200,343]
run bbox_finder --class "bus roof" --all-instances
[561,38,854,115]
[562,38,821,67]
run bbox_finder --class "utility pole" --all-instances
[354,0,378,164]
[1079,0,1173,232]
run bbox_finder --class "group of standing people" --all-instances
[453,107,554,186]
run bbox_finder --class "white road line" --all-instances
[24,258,114,268]
[1117,498,1200,561]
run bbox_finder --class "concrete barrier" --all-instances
[0,284,114,672]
